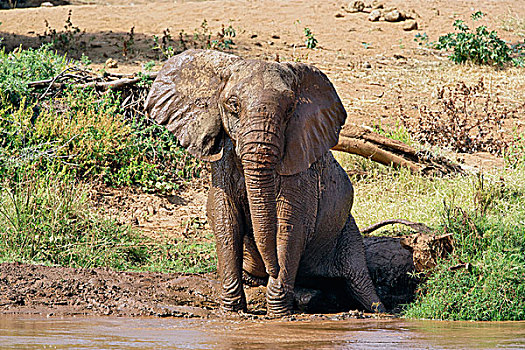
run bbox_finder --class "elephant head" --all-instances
[145,49,346,279]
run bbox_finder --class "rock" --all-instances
[40,2,54,7]
[404,9,417,20]
[368,9,381,21]
[384,10,401,22]
[335,13,345,18]
[362,61,372,69]
[403,20,418,31]
[346,0,365,13]
[371,0,383,9]
[271,34,280,39]
[105,58,118,68]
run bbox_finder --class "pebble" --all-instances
[40,2,54,7]
[368,9,381,21]
[105,58,118,69]
[372,1,384,9]
[346,0,365,13]
[403,20,418,31]
[384,10,401,22]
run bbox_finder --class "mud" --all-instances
[0,262,220,318]
[0,235,418,318]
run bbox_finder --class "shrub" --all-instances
[433,11,524,67]
[0,45,68,105]
[399,78,524,155]
[0,47,204,191]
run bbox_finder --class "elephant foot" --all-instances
[266,276,293,316]
[220,292,247,313]
[220,277,247,313]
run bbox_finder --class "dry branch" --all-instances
[333,124,463,174]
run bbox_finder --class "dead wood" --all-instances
[333,124,463,175]
[361,219,432,235]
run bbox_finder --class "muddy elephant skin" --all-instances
[145,49,385,315]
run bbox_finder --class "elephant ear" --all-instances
[144,49,241,160]
[276,62,347,175]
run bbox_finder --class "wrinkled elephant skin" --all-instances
[145,49,386,315]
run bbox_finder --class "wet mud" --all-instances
[0,235,418,318]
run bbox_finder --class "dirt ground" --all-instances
[0,235,415,318]
[1,0,524,317]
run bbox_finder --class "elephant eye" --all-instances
[225,96,240,115]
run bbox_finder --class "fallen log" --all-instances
[333,124,463,175]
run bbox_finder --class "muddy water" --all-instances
[0,316,524,350]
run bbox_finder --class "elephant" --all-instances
[145,49,386,316]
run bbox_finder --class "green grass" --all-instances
[0,169,216,273]
[0,45,212,274]
[403,205,525,321]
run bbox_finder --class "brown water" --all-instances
[0,316,524,349]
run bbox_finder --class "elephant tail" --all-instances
[361,219,432,235]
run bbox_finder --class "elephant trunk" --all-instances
[240,113,282,279]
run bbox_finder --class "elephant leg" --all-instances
[333,215,386,313]
[267,173,317,316]
[207,186,246,312]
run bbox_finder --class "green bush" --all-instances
[433,12,524,67]
[0,47,203,190]
[0,45,68,105]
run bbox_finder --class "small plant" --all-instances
[39,10,86,54]
[152,28,177,59]
[193,19,212,49]
[211,24,236,50]
[414,32,429,46]
[433,11,524,67]
[304,27,318,49]
[121,26,135,57]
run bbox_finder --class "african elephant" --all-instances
[145,49,386,316]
